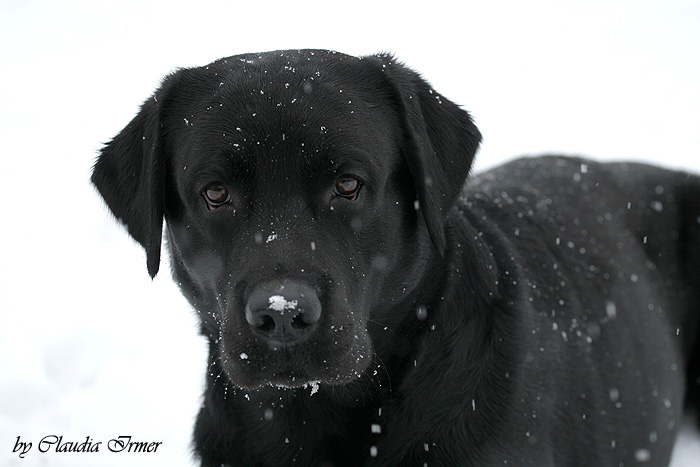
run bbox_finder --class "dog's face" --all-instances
[166,53,417,388]
[92,50,481,390]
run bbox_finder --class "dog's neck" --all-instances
[196,339,380,466]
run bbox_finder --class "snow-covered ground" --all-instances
[1,1,699,465]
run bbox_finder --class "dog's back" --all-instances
[462,156,700,464]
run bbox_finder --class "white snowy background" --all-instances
[1,0,699,465]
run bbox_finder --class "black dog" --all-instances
[92,50,700,466]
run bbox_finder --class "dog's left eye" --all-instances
[203,184,231,210]
[334,176,362,201]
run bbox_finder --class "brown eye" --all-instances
[334,176,361,201]
[203,184,230,210]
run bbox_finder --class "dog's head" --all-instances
[92,50,480,389]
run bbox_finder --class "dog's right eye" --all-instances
[203,184,231,210]
[334,176,362,201]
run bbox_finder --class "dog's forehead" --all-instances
[172,50,398,174]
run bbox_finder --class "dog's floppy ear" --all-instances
[368,54,482,255]
[92,74,179,278]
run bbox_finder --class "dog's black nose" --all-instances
[245,280,321,346]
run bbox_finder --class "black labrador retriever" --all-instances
[92,50,700,466]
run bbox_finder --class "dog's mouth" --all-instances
[218,319,373,390]
[215,279,374,390]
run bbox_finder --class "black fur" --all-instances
[92,49,700,466]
